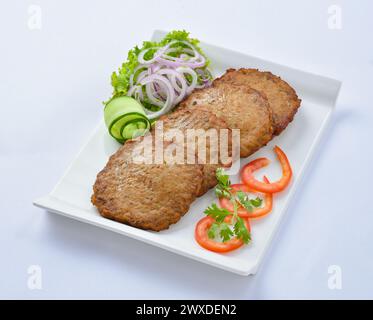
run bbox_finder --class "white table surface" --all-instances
[1,0,372,299]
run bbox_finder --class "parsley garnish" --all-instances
[214,168,232,199]
[250,197,263,208]
[207,221,235,243]
[204,169,253,245]
[234,217,251,244]
[236,191,253,212]
[208,222,220,239]
[236,191,262,212]
[204,203,231,223]
[219,223,234,242]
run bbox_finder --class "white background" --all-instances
[1,0,372,299]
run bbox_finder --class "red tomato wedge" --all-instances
[195,216,250,253]
[241,146,292,193]
[219,176,273,219]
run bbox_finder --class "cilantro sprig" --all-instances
[236,191,262,212]
[214,168,232,199]
[204,203,231,223]
[204,169,254,245]
[234,216,251,243]
[205,207,251,244]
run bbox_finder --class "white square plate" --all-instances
[33,30,341,276]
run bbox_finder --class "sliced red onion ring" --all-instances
[196,68,212,80]
[163,40,199,55]
[127,85,143,101]
[127,85,139,96]
[130,70,148,88]
[129,65,148,87]
[128,40,211,119]
[156,40,205,67]
[139,74,175,119]
[156,55,205,68]
[145,82,165,108]
[162,47,199,62]
[176,67,198,95]
[194,68,213,88]
[150,62,162,74]
[156,68,187,104]
[137,47,162,65]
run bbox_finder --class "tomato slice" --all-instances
[241,146,292,193]
[219,176,273,219]
[195,216,250,253]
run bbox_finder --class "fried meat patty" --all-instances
[214,68,301,135]
[92,136,203,231]
[179,82,273,158]
[159,108,232,195]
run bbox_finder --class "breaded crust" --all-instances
[91,136,203,231]
[159,108,232,196]
[179,82,274,158]
[214,68,301,135]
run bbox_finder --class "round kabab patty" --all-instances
[92,136,203,231]
[179,82,274,158]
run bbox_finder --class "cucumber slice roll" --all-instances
[104,97,151,143]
